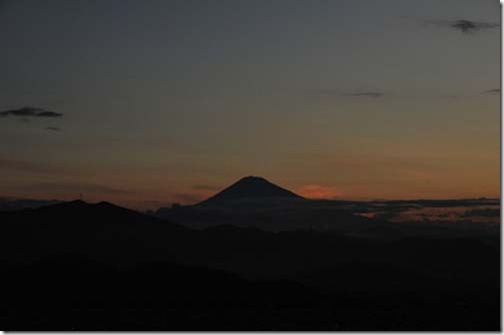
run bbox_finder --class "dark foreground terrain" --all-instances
[0,199,500,331]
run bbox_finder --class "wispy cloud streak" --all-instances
[425,19,498,33]
[0,106,63,118]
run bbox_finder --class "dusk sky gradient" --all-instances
[0,0,500,209]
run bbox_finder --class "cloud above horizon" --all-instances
[344,92,384,98]
[46,126,61,131]
[0,106,63,118]
[308,89,385,98]
[297,185,343,199]
[482,88,500,94]
[425,19,499,34]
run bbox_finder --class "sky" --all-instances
[0,0,500,209]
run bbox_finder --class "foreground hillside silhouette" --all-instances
[0,177,500,330]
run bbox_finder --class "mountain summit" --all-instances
[198,176,303,205]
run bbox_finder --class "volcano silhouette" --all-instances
[198,176,303,205]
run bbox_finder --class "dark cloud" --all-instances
[37,111,62,117]
[482,88,500,94]
[344,92,384,98]
[463,208,500,218]
[46,127,61,131]
[378,198,499,208]
[426,19,499,33]
[308,90,385,98]
[0,106,63,118]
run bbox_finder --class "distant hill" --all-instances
[0,197,61,211]
[0,200,187,264]
[197,176,303,206]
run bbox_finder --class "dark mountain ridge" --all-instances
[0,198,499,330]
[0,197,61,211]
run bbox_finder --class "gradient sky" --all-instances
[0,0,500,209]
